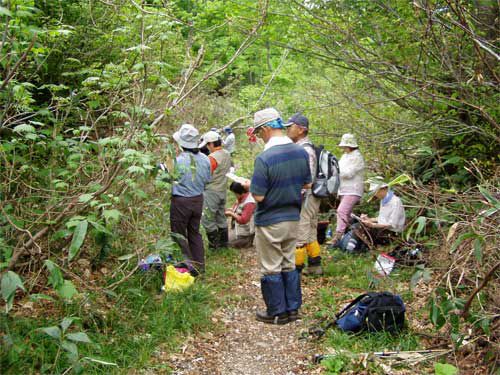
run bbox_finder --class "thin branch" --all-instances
[0,34,37,91]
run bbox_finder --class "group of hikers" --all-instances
[163,107,406,325]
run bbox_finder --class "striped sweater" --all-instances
[250,142,311,226]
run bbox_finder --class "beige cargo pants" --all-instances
[255,221,299,276]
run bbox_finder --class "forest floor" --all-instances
[1,240,448,374]
[162,249,321,374]
[158,245,437,375]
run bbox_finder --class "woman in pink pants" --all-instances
[331,133,365,244]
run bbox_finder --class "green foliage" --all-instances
[321,354,347,374]
[434,363,458,375]
[410,265,432,289]
[1,0,498,373]
[36,317,113,374]
[44,260,79,300]
[69,220,88,261]
[1,249,240,373]
[1,271,26,313]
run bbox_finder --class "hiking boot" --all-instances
[303,265,323,276]
[206,230,219,250]
[255,311,289,325]
[218,228,229,248]
[288,310,301,322]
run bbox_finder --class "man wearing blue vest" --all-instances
[246,108,312,324]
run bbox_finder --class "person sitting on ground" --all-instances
[199,130,232,250]
[356,180,406,247]
[331,133,365,245]
[224,182,256,249]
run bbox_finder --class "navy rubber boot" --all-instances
[282,269,302,313]
[256,274,287,324]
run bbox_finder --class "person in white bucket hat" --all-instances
[330,133,365,245]
[198,130,232,250]
[169,124,211,277]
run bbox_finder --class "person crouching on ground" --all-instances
[356,180,406,247]
[245,107,312,325]
[170,124,211,277]
[224,182,256,249]
[285,113,323,275]
[331,133,365,245]
[199,130,232,250]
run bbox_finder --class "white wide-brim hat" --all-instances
[338,133,358,148]
[173,124,199,149]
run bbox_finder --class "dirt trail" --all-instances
[167,250,321,375]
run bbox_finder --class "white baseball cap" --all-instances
[198,130,221,148]
[367,177,389,201]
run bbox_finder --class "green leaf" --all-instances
[388,174,412,187]
[69,220,88,261]
[410,270,423,289]
[429,298,445,329]
[57,280,78,300]
[44,260,64,288]
[434,363,458,375]
[117,253,135,261]
[414,216,427,235]
[60,317,76,332]
[440,156,462,167]
[479,318,490,335]
[66,332,92,343]
[40,326,62,340]
[13,124,36,133]
[78,194,94,203]
[30,293,55,302]
[473,238,483,264]
[450,232,477,253]
[61,340,79,356]
[478,186,498,205]
[0,6,13,17]
[127,165,146,175]
[87,220,112,235]
[102,209,121,223]
[1,271,25,312]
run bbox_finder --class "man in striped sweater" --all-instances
[245,108,312,324]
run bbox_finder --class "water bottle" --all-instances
[326,227,332,239]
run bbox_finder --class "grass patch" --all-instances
[1,248,242,374]
[310,248,425,373]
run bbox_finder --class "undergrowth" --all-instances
[308,249,425,374]
[0,249,242,374]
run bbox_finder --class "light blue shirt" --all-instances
[172,152,211,197]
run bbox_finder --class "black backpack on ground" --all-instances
[335,292,406,333]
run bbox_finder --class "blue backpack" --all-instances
[335,292,406,333]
